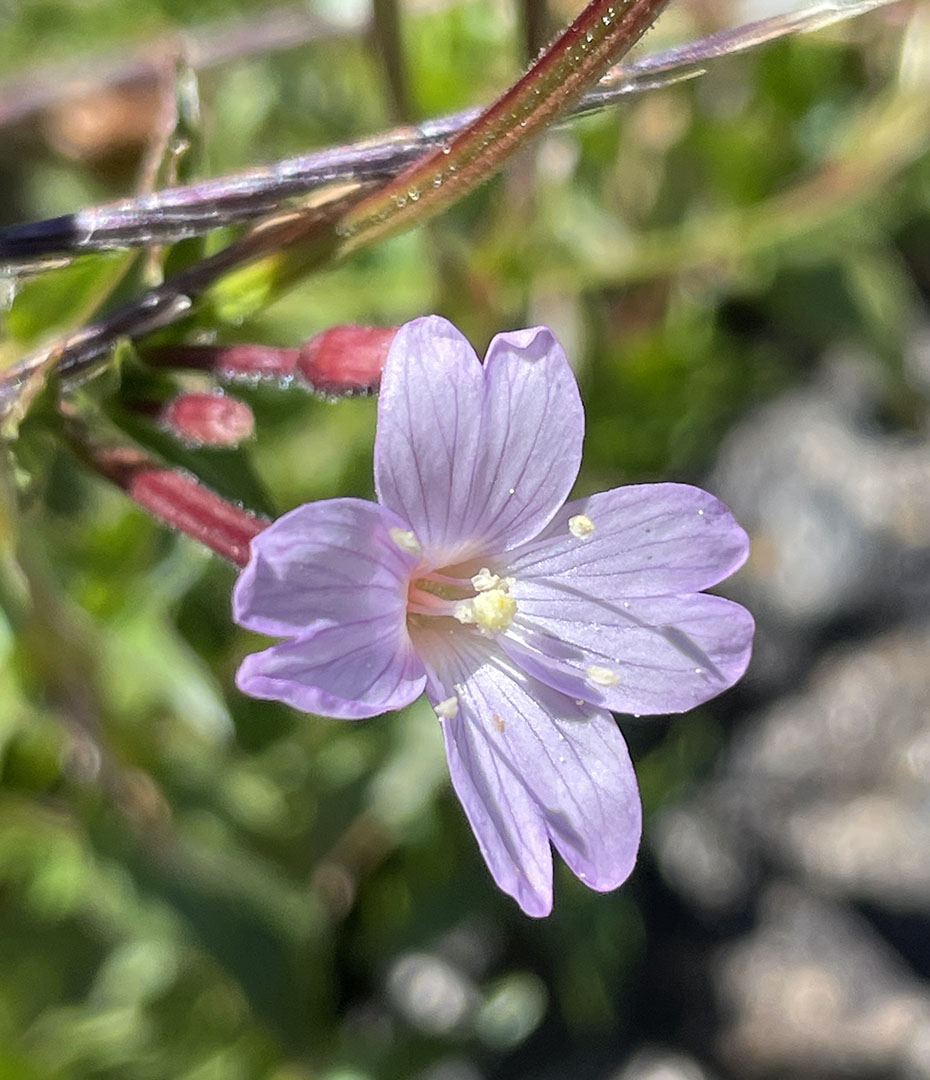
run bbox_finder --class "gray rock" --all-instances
[715,886,930,1078]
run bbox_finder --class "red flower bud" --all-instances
[144,344,299,380]
[297,325,398,395]
[161,392,255,448]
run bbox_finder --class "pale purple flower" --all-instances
[233,316,753,916]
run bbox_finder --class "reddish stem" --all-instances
[336,0,671,252]
[145,342,300,378]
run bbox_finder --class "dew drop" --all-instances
[408,187,420,202]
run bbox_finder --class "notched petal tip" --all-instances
[385,314,479,372]
[485,324,557,364]
[426,631,640,915]
[375,314,583,562]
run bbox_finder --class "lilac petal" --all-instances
[236,613,426,719]
[502,593,755,716]
[233,498,421,638]
[506,483,750,596]
[374,316,583,567]
[414,628,641,916]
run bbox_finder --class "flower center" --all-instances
[407,566,518,634]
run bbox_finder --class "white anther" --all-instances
[569,514,595,539]
[471,567,501,592]
[435,696,459,719]
[586,665,621,687]
[453,601,476,625]
[389,527,421,556]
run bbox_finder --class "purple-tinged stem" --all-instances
[0,0,899,263]
[0,0,669,415]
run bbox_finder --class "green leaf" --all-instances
[5,253,133,347]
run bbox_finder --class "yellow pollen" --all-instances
[389,527,421,556]
[586,665,620,687]
[435,696,459,719]
[455,588,518,632]
[569,514,595,539]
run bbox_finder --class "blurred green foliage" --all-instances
[1,1,928,1077]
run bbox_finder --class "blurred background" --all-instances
[1,0,930,1077]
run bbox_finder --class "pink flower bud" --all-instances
[297,325,398,395]
[211,345,299,381]
[144,344,299,380]
[161,392,255,448]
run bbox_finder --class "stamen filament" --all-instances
[407,584,460,617]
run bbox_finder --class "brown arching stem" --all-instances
[334,0,671,256]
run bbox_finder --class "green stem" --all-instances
[372,0,413,122]
[522,0,552,61]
